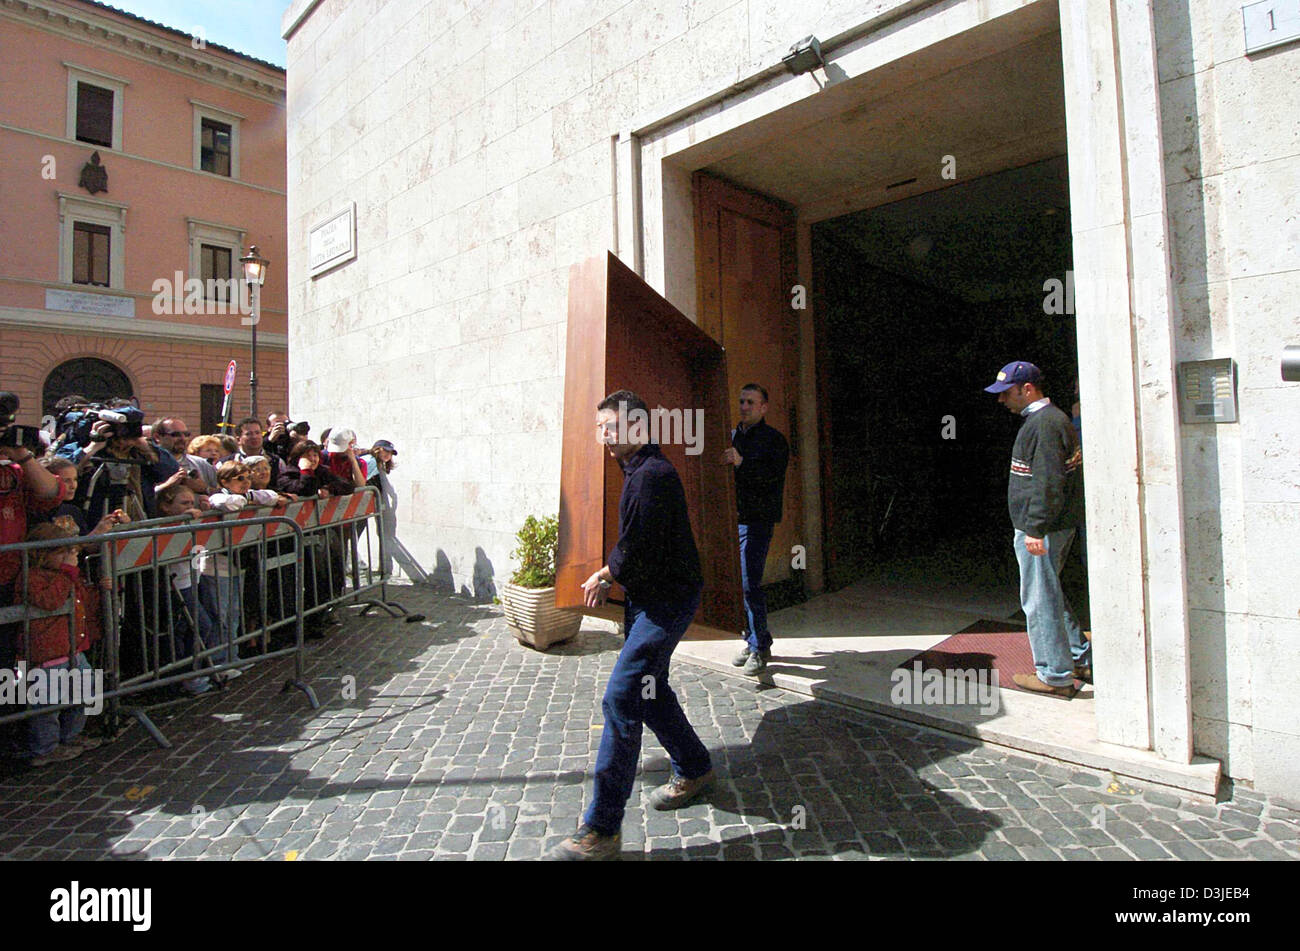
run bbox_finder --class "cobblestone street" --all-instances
[1,585,1297,862]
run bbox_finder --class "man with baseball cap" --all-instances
[985,361,1089,696]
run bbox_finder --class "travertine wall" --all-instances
[1155,0,1300,796]
[281,0,931,597]
[282,0,1299,797]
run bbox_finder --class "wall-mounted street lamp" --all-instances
[783,36,825,75]
[239,244,269,422]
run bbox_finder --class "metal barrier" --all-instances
[0,485,412,750]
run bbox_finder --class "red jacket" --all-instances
[18,564,101,666]
[0,463,65,586]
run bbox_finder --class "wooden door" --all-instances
[557,252,744,637]
[694,172,801,585]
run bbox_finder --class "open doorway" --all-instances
[664,3,1108,753]
[812,155,1088,628]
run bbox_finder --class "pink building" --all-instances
[0,0,287,433]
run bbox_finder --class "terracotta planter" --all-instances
[501,582,582,650]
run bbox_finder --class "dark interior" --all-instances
[812,156,1088,614]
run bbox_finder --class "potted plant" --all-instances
[500,514,582,650]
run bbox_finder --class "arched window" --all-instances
[42,358,133,417]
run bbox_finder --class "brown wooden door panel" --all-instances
[694,172,802,585]
[557,252,744,636]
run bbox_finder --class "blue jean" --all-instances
[198,574,242,668]
[583,592,712,836]
[171,584,212,693]
[1014,528,1089,686]
[739,522,775,652]
[22,653,91,757]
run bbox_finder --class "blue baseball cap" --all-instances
[984,361,1042,393]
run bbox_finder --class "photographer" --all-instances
[1,391,64,564]
[73,406,179,524]
[153,417,216,500]
[263,412,308,463]
[1,390,65,678]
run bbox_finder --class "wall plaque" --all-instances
[308,202,356,277]
[1243,0,1300,53]
[45,288,135,318]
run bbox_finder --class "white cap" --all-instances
[326,427,356,452]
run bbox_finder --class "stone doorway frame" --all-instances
[611,0,1197,770]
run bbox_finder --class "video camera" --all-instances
[0,391,44,451]
[59,402,145,445]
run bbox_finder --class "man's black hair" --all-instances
[597,389,648,416]
[237,417,261,430]
[740,383,768,402]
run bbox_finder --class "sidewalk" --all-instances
[0,585,1294,861]
[676,578,1220,796]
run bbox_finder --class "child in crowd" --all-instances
[16,521,105,766]
[243,455,289,497]
[154,483,212,694]
[195,461,284,680]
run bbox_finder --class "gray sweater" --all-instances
[1008,402,1084,537]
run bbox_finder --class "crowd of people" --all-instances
[0,394,401,768]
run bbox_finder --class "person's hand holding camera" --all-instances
[90,509,129,536]
[88,420,113,446]
[159,468,187,490]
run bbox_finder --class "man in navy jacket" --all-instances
[548,390,714,861]
[724,383,789,675]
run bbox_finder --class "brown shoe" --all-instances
[28,745,82,767]
[65,733,103,751]
[1012,673,1074,697]
[545,824,621,861]
[648,769,715,810]
[1073,665,1093,684]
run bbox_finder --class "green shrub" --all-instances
[509,514,559,588]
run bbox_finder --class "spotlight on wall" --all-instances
[783,36,825,74]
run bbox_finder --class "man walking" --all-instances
[548,390,714,860]
[984,361,1089,695]
[723,383,789,675]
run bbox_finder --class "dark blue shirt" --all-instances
[606,444,702,606]
[730,419,789,525]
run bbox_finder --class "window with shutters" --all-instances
[72,222,111,286]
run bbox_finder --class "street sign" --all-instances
[223,360,237,395]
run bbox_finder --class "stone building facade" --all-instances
[281,0,1300,800]
[0,0,288,431]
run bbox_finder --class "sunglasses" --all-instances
[160,430,192,437]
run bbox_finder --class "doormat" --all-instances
[902,619,1082,699]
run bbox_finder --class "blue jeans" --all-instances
[583,592,712,836]
[171,584,212,693]
[198,575,242,668]
[1014,528,1089,686]
[22,653,91,757]
[739,522,775,652]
